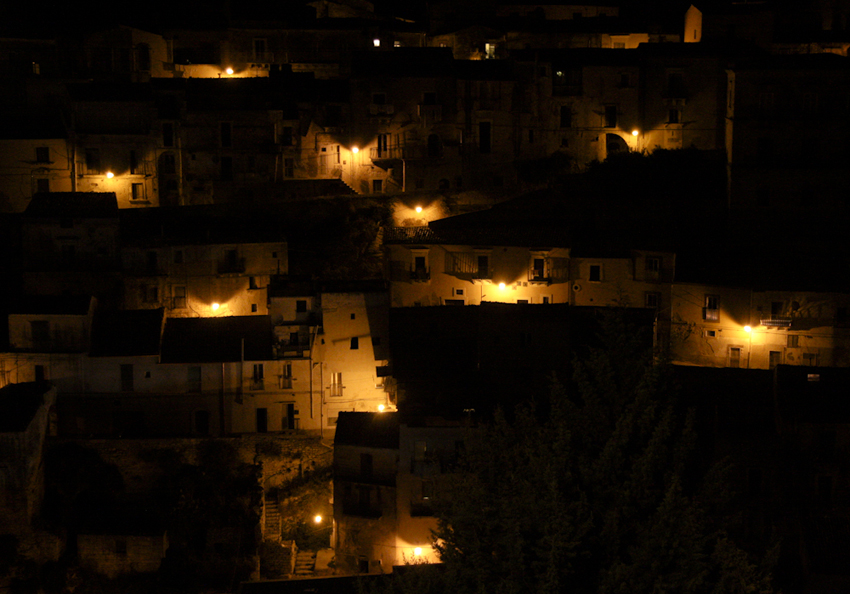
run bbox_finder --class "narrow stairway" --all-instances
[294,550,317,576]
[264,492,281,541]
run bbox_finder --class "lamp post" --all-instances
[744,325,753,368]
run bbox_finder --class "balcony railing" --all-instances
[329,383,344,398]
[250,379,264,391]
[217,258,246,275]
[703,308,719,322]
[411,268,430,281]
[760,316,792,328]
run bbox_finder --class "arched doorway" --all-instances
[605,133,629,159]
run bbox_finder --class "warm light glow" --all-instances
[373,38,381,47]
[498,282,506,290]
[413,547,422,556]
[415,206,423,213]
[352,146,359,154]
[106,171,114,178]
[225,67,234,75]
[631,130,639,137]
[744,325,752,333]
[314,515,322,524]
[378,404,386,412]
[211,303,220,311]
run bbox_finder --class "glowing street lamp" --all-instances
[378,404,386,412]
[211,302,220,311]
[352,146,359,154]
[106,171,114,179]
[415,206,423,213]
[413,547,422,556]
[744,325,752,333]
[498,282,506,290]
[225,67,234,75]
[314,515,323,524]
[631,129,639,137]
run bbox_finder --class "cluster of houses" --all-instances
[3,0,850,589]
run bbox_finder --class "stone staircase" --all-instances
[294,550,317,576]
[264,491,281,541]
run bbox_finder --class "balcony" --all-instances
[217,257,246,275]
[760,316,792,328]
[411,268,430,282]
[703,308,720,322]
[370,146,404,160]
[250,379,265,391]
[417,104,442,123]
[368,104,395,117]
[528,268,549,284]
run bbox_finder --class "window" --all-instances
[771,301,783,316]
[589,264,601,282]
[668,109,680,124]
[646,256,661,272]
[162,123,174,147]
[604,105,617,128]
[528,129,534,143]
[351,313,356,320]
[704,295,719,321]
[220,156,233,181]
[280,362,293,389]
[142,285,159,303]
[36,178,49,193]
[351,337,359,350]
[131,183,145,201]
[188,366,201,392]
[413,256,428,280]
[705,329,716,338]
[530,257,546,280]
[769,351,781,369]
[34,365,46,382]
[787,335,799,348]
[173,285,187,309]
[331,372,343,397]
[803,353,818,366]
[372,179,383,193]
[121,364,134,392]
[560,106,572,128]
[220,122,232,147]
[428,134,442,158]
[251,304,258,312]
[361,453,373,479]
[253,364,264,390]
[31,321,49,346]
[85,148,101,174]
[249,276,258,290]
[174,250,183,265]
[160,153,175,174]
[36,147,49,163]
[284,158,294,178]
[256,408,268,433]
[478,121,491,154]
[296,300,307,313]
[619,73,630,87]
[645,292,660,309]
[729,347,741,368]
[376,133,388,157]
[194,410,210,435]
[476,255,490,279]
[253,38,267,60]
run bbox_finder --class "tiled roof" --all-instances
[90,309,165,357]
[160,315,274,363]
[335,411,399,449]
[10,295,93,316]
[24,193,119,218]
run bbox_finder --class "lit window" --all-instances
[131,183,145,201]
[373,38,381,47]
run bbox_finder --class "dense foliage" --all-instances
[395,313,776,594]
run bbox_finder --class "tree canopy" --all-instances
[420,313,777,594]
